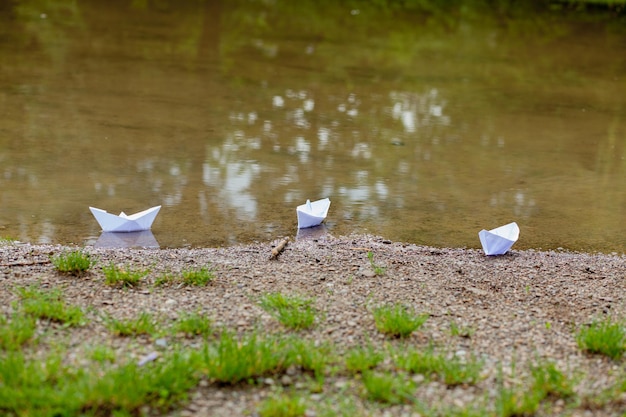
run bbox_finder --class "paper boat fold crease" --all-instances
[478,222,519,255]
[89,205,161,233]
[296,198,330,229]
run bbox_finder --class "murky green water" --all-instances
[1,1,625,252]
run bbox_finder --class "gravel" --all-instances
[1,233,625,416]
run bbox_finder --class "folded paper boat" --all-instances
[296,198,330,229]
[89,205,161,233]
[478,222,519,255]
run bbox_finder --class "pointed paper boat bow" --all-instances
[478,222,520,255]
[89,205,161,233]
[296,198,331,229]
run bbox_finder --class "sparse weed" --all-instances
[104,312,157,337]
[367,251,386,276]
[0,236,17,245]
[361,371,414,404]
[530,360,576,400]
[285,338,332,383]
[0,312,37,350]
[345,344,383,374]
[258,392,307,417]
[103,263,149,287]
[154,271,176,287]
[51,249,94,275]
[450,320,475,338]
[16,286,86,326]
[181,266,215,286]
[494,366,542,417]
[260,292,318,330]
[173,311,213,338]
[395,346,483,386]
[576,317,626,360]
[372,303,428,338]
[89,345,116,364]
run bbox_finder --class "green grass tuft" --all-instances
[258,392,307,417]
[361,371,414,404]
[394,346,483,386]
[372,303,428,338]
[260,292,318,330]
[51,250,94,275]
[181,266,215,286]
[16,286,86,326]
[103,311,157,337]
[576,317,626,360]
[199,331,289,384]
[173,310,213,338]
[102,263,149,287]
[345,344,383,374]
[0,312,37,350]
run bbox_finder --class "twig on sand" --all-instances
[269,237,290,260]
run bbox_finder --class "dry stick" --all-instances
[269,237,289,260]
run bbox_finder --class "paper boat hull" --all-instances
[296,198,331,229]
[478,222,520,255]
[89,206,161,233]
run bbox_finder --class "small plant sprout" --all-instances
[181,266,215,286]
[51,249,94,275]
[372,303,428,338]
[102,263,149,288]
[258,392,307,417]
[576,317,626,360]
[259,292,318,331]
[367,251,386,276]
[450,320,475,338]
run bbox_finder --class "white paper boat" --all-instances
[89,205,161,233]
[94,231,160,249]
[296,198,330,229]
[478,222,519,255]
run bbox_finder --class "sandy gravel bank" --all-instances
[1,234,625,416]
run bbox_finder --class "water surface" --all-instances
[1,1,625,252]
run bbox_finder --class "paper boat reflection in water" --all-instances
[296,223,329,241]
[296,198,331,229]
[89,205,161,233]
[94,231,160,249]
[478,222,520,255]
